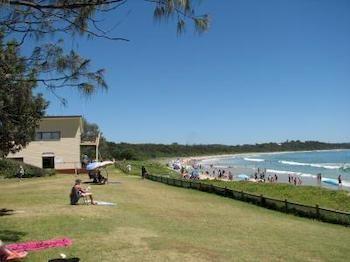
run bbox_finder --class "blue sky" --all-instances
[32,0,350,144]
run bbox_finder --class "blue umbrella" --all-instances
[237,174,250,180]
[86,162,101,171]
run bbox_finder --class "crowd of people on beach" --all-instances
[288,174,302,185]
[170,159,350,190]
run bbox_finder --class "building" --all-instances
[7,115,92,171]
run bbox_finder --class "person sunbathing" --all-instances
[71,179,96,205]
[0,240,27,261]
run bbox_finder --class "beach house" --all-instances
[7,115,87,172]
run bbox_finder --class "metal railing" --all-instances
[146,174,350,226]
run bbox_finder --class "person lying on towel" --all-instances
[0,240,27,262]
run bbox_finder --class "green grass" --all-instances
[116,160,350,212]
[115,160,179,177]
[203,180,350,212]
[1,168,350,261]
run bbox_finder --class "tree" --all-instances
[0,1,209,154]
[0,0,210,99]
[81,117,100,142]
[0,36,47,156]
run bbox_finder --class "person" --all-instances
[338,175,342,189]
[96,169,107,184]
[274,174,278,182]
[228,171,233,180]
[88,170,97,182]
[294,177,297,186]
[17,165,24,180]
[70,179,95,205]
[298,176,302,185]
[180,166,185,175]
[0,240,27,261]
[141,166,148,179]
[82,154,89,168]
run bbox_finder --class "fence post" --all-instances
[199,182,202,191]
[316,204,320,220]
[260,194,265,206]
[284,199,288,213]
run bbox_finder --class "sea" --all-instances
[199,149,350,188]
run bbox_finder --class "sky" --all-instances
[30,0,350,145]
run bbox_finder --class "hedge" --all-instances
[0,158,55,178]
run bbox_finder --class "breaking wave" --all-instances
[279,160,341,170]
[244,158,264,162]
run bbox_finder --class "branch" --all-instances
[7,0,125,10]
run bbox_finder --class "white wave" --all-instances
[244,158,264,162]
[213,165,229,169]
[279,160,341,170]
[342,181,350,187]
[266,169,316,178]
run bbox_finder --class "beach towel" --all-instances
[95,201,116,206]
[5,238,72,252]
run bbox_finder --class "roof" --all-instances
[42,115,84,132]
[43,115,82,119]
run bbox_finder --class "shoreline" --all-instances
[171,149,349,190]
[179,148,350,165]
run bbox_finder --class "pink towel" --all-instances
[5,238,72,252]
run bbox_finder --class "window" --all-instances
[35,131,61,141]
[42,156,55,169]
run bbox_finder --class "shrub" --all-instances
[0,158,55,178]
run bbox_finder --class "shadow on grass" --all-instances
[0,230,26,242]
[82,181,107,185]
[0,208,16,217]
[48,258,80,262]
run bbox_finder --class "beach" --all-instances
[172,149,350,190]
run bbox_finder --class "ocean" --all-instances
[199,149,350,188]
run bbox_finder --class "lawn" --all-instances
[116,160,350,212]
[203,179,350,212]
[1,168,350,261]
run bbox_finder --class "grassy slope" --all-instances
[117,160,350,212]
[1,169,350,261]
[204,180,350,212]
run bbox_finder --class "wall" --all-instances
[7,117,82,170]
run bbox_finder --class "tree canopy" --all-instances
[0,35,47,156]
[0,0,209,155]
[0,0,210,99]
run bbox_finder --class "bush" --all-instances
[0,158,55,178]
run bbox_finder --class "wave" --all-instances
[267,169,350,187]
[266,169,316,178]
[244,158,264,162]
[279,160,341,170]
